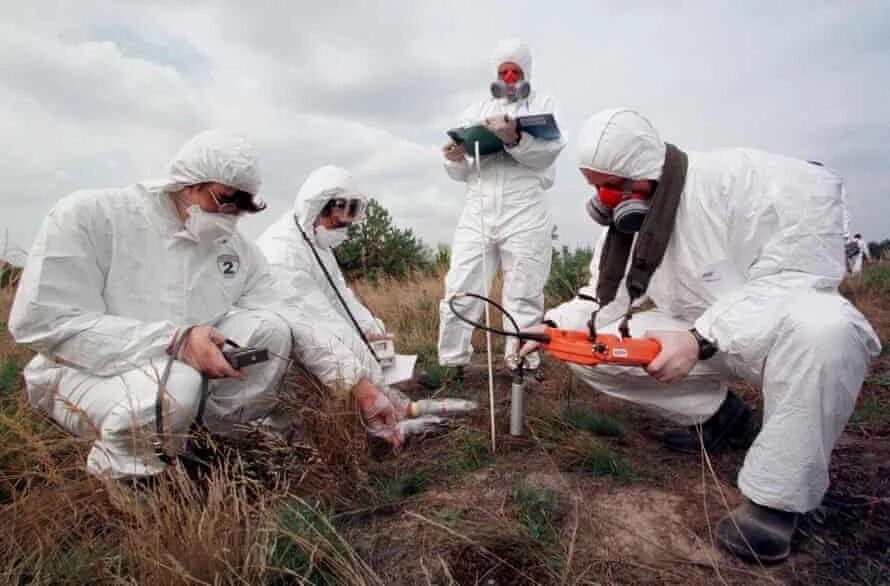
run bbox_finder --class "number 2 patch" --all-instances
[217,254,240,278]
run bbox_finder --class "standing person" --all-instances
[521,109,881,563]
[438,39,566,378]
[9,130,402,481]
[847,232,871,274]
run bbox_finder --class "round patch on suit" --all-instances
[217,254,240,278]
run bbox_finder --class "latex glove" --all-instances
[352,379,404,447]
[644,330,697,383]
[381,386,412,416]
[483,114,520,144]
[518,323,547,358]
[174,326,244,380]
[443,141,466,162]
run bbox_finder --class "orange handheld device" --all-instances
[521,328,661,367]
[447,292,662,367]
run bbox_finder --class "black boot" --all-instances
[663,390,751,454]
[716,499,798,564]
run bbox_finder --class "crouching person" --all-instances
[8,130,400,481]
[523,109,881,564]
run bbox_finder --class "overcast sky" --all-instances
[1,1,888,265]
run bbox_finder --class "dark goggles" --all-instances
[321,196,365,221]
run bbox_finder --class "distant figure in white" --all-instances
[846,232,871,274]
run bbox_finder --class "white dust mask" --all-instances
[180,205,239,242]
[315,225,348,249]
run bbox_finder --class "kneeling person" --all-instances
[9,131,400,481]
[524,109,881,563]
[257,165,387,345]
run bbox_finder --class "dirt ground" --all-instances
[341,351,890,585]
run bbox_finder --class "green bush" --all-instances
[335,199,433,280]
[545,246,594,304]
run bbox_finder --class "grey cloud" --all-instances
[2,0,889,252]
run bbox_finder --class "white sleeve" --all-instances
[694,171,846,352]
[9,194,178,376]
[236,244,384,389]
[443,102,483,183]
[504,95,567,171]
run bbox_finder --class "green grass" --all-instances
[444,430,493,474]
[512,485,565,576]
[377,471,430,501]
[267,500,348,585]
[580,441,645,483]
[513,486,560,544]
[0,357,23,396]
[862,263,890,292]
[564,408,625,438]
[435,509,461,523]
[866,372,890,388]
[416,362,466,391]
[850,395,889,427]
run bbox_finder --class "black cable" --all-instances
[447,292,549,343]
[294,215,380,362]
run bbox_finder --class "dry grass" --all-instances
[1,262,889,584]
[352,265,508,364]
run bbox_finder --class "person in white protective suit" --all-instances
[521,109,881,563]
[438,39,566,377]
[257,165,386,344]
[9,130,402,481]
[846,233,871,274]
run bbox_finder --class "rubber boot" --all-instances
[663,390,751,454]
[716,499,798,564]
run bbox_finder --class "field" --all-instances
[1,262,888,584]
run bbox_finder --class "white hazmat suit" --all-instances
[848,235,870,274]
[439,39,566,368]
[257,165,385,339]
[548,109,881,513]
[9,131,381,479]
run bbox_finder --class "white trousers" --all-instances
[572,291,878,512]
[24,310,292,479]
[438,219,553,367]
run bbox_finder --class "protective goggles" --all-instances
[321,194,366,221]
[209,187,266,214]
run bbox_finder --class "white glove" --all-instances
[483,114,520,145]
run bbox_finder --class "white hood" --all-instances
[151,129,265,209]
[576,108,666,181]
[293,165,366,236]
[493,38,532,80]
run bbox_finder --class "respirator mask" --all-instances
[315,225,349,249]
[586,179,650,234]
[490,79,531,102]
[180,206,239,242]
